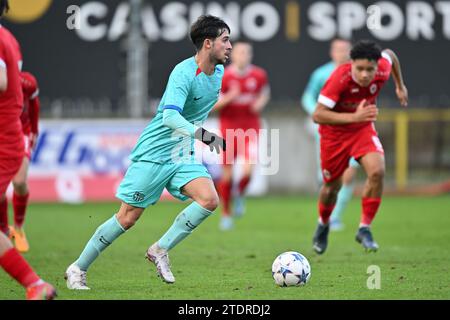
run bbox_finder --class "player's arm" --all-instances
[29,94,40,149]
[312,68,377,125]
[213,85,240,111]
[301,71,321,116]
[29,95,40,134]
[251,85,270,113]
[161,68,199,137]
[0,61,6,92]
[162,108,226,153]
[383,49,408,107]
[313,99,378,125]
[163,67,225,153]
[162,106,197,136]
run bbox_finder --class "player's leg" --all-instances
[0,146,53,299]
[0,156,24,239]
[10,157,30,252]
[66,160,162,289]
[330,158,360,231]
[0,193,8,236]
[234,162,253,218]
[218,123,234,229]
[76,202,141,271]
[65,202,137,290]
[356,152,385,251]
[314,129,323,185]
[158,177,218,250]
[312,134,350,254]
[0,232,56,300]
[312,177,342,254]
[234,130,258,218]
[0,232,39,289]
[147,168,218,283]
[218,163,234,230]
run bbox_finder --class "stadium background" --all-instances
[3,0,450,202]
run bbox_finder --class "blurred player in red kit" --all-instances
[311,40,408,254]
[0,0,55,299]
[214,41,270,230]
[0,71,40,253]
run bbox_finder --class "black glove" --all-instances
[195,127,226,153]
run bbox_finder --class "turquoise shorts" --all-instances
[349,157,360,168]
[116,161,212,208]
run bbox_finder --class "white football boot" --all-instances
[146,243,175,284]
[65,263,91,290]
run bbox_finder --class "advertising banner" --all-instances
[5,0,449,111]
[7,119,268,202]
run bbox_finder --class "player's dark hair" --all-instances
[350,40,382,62]
[0,0,9,17]
[190,15,230,50]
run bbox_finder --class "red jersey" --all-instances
[0,25,24,159]
[0,26,23,121]
[317,52,392,136]
[0,26,24,192]
[219,64,268,129]
[20,71,40,135]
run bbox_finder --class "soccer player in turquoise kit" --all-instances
[65,15,231,289]
[301,38,357,231]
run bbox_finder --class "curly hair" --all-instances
[350,40,382,62]
[190,15,230,50]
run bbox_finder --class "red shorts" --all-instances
[0,118,25,193]
[320,124,384,183]
[220,121,259,166]
[0,156,22,194]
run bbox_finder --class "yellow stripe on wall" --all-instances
[395,112,409,190]
[285,1,300,41]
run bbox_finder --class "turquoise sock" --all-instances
[75,215,125,271]
[330,183,355,222]
[158,202,213,251]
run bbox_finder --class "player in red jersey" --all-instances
[311,40,408,254]
[0,71,40,253]
[214,41,270,230]
[0,0,55,300]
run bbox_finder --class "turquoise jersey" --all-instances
[301,61,336,116]
[130,57,223,163]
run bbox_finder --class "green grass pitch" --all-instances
[1,195,449,299]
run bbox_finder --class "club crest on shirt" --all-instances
[323,169,331,180]
[133,191,145,202]
[370,83,378,94]
[245,77,257,91]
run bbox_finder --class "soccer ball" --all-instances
[272,251,311,287]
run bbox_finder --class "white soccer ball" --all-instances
[272,251,311,287]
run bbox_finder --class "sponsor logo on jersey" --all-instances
[323,169,331,180]
[246,77,258,91]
